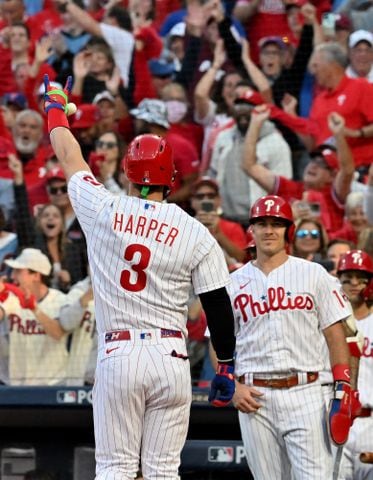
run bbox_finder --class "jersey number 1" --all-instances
[120,244,151,292]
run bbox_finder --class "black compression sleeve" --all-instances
[199,287,236,365]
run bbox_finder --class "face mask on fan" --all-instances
[165,100,188,124]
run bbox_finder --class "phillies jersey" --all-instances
[357,312,373,408]
[229,256,352,376]
[68,172,230,340]
[3,288,68,385]
[60,277,96,386]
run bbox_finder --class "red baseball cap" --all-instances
[310,145,339,171]
[234,88,265,107]
[192,176,219,194]
[70,104,100,129]
[46,167,66,182]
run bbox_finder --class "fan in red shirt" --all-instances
[0,109,52,209]
[242,105,356,234]
[266,42,373,171]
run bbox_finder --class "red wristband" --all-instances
[332,364,351,383]
[47,108,70,134]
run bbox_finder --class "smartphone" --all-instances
[88,152,105,177]
[322,13,336,37]
[201,201,215,213]
[309,202,321,217]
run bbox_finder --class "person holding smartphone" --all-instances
[191,177,247,264]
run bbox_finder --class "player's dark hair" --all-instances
[11,21,31,39]
[327,238,355,251]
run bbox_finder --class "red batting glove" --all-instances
[44,74,73,133]
[328,364,351,445]
[351,390,362,423]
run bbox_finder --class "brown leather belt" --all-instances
[238,372,319,389]
[358,407,372,418]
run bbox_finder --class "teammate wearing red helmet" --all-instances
[42,76,237,479]
[229,194,353,479]
[335,250,373,480]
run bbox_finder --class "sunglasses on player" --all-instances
[296,229,320,239]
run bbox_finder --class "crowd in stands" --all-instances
[0,0,372,386]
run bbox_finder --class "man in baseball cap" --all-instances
[5,248,52,276]
[2,247,68,386]
[130,98,170,130]
[347,29,373,81]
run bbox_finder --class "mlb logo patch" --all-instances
[140,332,152,340]
[144,203,156,210]
[208,447,234,463]
[57,390,77,404]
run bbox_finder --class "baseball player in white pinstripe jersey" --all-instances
[43,76,236,480]
[335,250,373,480]
[230,195,352,480]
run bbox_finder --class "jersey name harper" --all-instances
[233,286,315,322]
[112,213,179,246]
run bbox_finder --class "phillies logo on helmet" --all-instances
[352,251,364,266]
[264,199,275,212]
[337,250,373,275]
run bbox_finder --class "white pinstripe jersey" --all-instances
[60,277,96,386]
[357,312,373,408]
[229,256,351,376]
[68,172,230,339]
[2,289,68,385]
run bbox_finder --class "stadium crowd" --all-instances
[0,0,371,390]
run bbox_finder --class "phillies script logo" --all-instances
[9,314,46,335]
[234,287,315,322]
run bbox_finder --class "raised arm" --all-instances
[55,0,102,37]
[194,38,226,122]
[44,75,91,181]
[328,112,355,203]
[241,105,276,193]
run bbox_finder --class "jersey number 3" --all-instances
[120,244,151,292]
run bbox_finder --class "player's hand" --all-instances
[328,364,351,445]
[233,382,264,413]
[44,74,77,116]
[208,363,235,407]
[328,112,345,136]
[251,104,270,126]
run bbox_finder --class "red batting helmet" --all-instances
[124,134,175,190]
[249,195,295,242]
[337,250,373,276]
